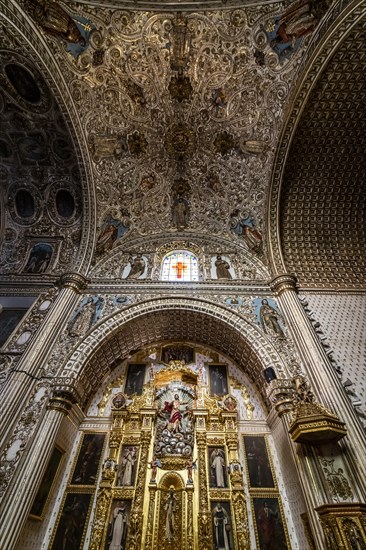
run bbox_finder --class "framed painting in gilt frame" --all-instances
[208,364,229,397]
[161,344,195,365]
[243,435,276,490]
[30,445,64,520]
[211,500,234,550]
[252,496,290,550]
[50,491,93,550]
[70,433,105,486]
[124,363,146,396]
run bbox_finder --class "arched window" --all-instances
[161,251,199,282]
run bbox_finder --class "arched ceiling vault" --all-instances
[60,299,288,407]
[268,4,366,287]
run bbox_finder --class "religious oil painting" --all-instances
[70,433,105,485]
[208,447,228,489]
[51,492,92,550]
[117,445,139,486]
[211,501,234,550]
[124,363,146,396]
[209,364,229,397]
[23,242,53,274]
[0,309,27,347]
[253,497,289,550]
[30,446,64,519]
[104,499,131,550]
[161,344,195,365]
[243,435,275,489]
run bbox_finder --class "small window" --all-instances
[161,251,199,282]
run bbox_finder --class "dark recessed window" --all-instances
[5,64,41,103]
[56,189,75,218]
[15,189,35,218]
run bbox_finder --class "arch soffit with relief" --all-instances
[58,296,291,406]
[0,0,96,274]
[266,0,365,277]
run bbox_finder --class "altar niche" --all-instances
[154,472,186,549]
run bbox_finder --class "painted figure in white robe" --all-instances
[109,502,128,550]
[211,448,226,488]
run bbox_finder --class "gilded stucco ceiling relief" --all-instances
[18,0,327,267]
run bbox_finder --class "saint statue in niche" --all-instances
[215,255,232,279]
[259,299,284,337]
[126,255,145,279]
[212,502,232,550]
[210,448,227,488]
[32,0,85,45]
[108,501,129,550]
[68,297,96,337]
[154,387,194,457]
[117,447,138,486]
[173,198,188,228]
[165,489,177,541]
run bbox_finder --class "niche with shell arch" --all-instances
[156,471,185,549]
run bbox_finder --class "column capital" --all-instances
[266,378,294,417]
[47,390,75,415]
[58,272,90,293]
[270,273,298,295]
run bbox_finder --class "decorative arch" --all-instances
[57,297,292,406]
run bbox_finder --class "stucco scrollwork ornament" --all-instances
[318,457,354,503]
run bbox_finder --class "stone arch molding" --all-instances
[57,296,291,405]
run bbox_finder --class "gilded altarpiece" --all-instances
[89,360,252,549]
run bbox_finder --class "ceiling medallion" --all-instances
[166,123,196,159]
[214,132,235,156]
[127,131,147,156]
[168,74,193,103]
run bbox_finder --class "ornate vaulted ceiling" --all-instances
[0,0,364,288]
